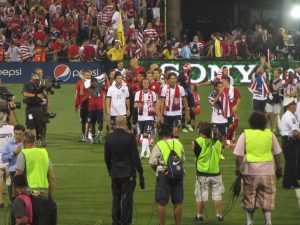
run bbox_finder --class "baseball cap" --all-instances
[283,97,297,107]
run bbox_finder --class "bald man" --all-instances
[104,116,145,225]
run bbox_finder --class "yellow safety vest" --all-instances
[156,139,183,165]
[22,148,49,189]
[245,129,273,163]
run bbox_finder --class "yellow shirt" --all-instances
[107,47,124,61]
[214,39,221,58]
[162,49,174,59]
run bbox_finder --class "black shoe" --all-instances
[216,215,224,222]
[0,203,4,208]
[194,215,203,221]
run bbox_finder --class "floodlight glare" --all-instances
[291,6,300,19]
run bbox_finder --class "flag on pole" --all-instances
[135,31,143,59]
[117,15,125,47]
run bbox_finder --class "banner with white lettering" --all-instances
[0,60,299,84]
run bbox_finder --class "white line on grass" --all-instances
[295,189,300,208]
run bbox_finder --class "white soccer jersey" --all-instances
[134,90,157,121]
[107,83,129,116]
[0,124,14,154]
[160,85,185,116]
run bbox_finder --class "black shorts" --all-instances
[155,175,184,205]
[26,107,45,130]
[88,110,103,124]
[80,108,89,124]
[213,123,228,137]
[252,99,266,112]
[164,115,182,128]
[138,120,153,134]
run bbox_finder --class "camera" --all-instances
[40,78,62,94]
[0,93,21,112]
[211,124,222,141]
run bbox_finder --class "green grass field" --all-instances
[1,84,300,225]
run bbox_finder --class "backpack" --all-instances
[16,194,57,225]
[164,140,184,179]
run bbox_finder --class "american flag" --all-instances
[209,91,232,118]
[249,74,270,97]
[135,31,143,59]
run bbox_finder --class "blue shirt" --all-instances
[1,141,23,173]
[180,46,192,59]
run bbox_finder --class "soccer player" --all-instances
[106,71,130,129]
[75,69,91,141]
[88,78,105,144]
[159,72,189,139]
[134,79,157,158]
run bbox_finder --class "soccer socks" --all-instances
[142,137,150,158]
[264,212,272,225]
[246,211,254,225]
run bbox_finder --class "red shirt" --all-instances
[33,30,47,41]
[83,45,96,61]
[54,19,64,33]
[50,41,61,52]
[132,81,142,95]
[221,41,228,57]
[75,80,90,109]
[68,44,79,58]
[133,66,146,82]
[88,86,105,111]
[150,81,160,95]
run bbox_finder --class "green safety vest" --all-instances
[244,129,273,163]
[156,139,183,164]
[22,148,49,189]
[195,137,222,174]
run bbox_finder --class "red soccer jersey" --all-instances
[68,44,79,58]
[75,80,90,109]
[33,31,47,41]
[133,66,146,82]
[88,86,105,111]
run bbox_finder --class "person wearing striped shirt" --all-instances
[143,22,158,39]
[19,40,33,62]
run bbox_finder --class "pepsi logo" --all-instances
[54,64,71,82]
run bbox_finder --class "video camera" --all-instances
[40,78,62,95]
[0,92,21,112]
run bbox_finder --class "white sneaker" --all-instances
[81,135,87,142]
[182,128,189,133]
[187,125,194,132]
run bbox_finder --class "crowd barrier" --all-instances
[0,60,300,84]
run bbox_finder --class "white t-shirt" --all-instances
[107,83,129,116]
[280,110,299,136]
[134,90,157,121]
[161,85,185,116]
[211,107,228,124]
[0,124,14,167]
[115,68,127,79]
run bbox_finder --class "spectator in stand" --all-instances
[107,40,125,64]
[210,33,221,58]
[49,26,61,40]
[48,38,61,62]
[144,22,158,39]
[126,24,138,41]
[252,24,264,51]
[8,14,21,39]
[221,35,229,58]
[19,39,33,62]
[161,41,174,59]
[82,40,96,62]
[125,39,136,58]
[111,5,120,40]
[152,17,164,38]
[95,40,107,61]
[78,10,91,43]
[180,42,192,59]
[33,24,47,44]
[237,34,249,60]
[6,40,20,62]
[124,0,135,27]
[189,36,203,59]
[68,39,80,62]
[33,40,46,62]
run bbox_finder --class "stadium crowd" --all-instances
[0,0,298,62]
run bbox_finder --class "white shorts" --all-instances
[265,103,281,114]
[194,175,225,202]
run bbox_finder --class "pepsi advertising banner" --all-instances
[0,62,106,83]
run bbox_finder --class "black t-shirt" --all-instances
[22,82,36,94]
[12,198,27,219]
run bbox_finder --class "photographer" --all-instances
[22,73,47,146]
[192,121,224,222]
[0,78,19,125]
